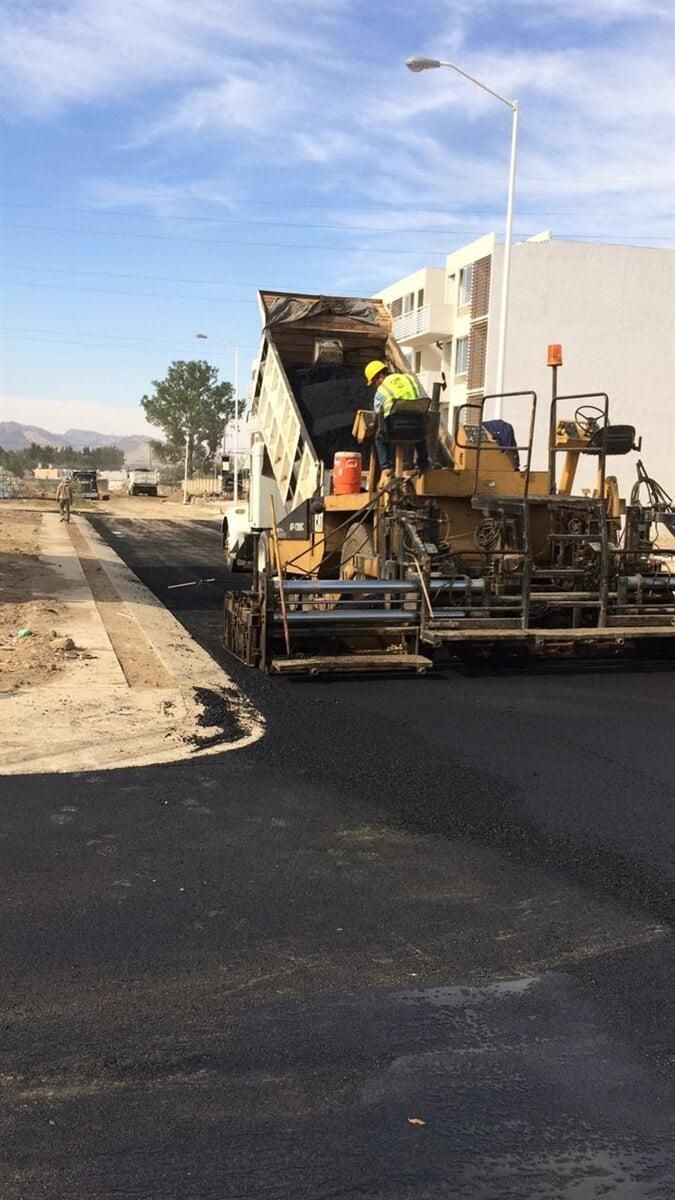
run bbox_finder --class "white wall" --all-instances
[486,241,675,495]
[377,266,445,310]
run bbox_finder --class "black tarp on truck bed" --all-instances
[294,368,371,463]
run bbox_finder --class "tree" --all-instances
[141,360,234,473]
[0,442,125,474]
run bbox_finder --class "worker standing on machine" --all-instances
[364,360,430,473]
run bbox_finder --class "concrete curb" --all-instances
[0,516,264,776]
[35,513,127,688]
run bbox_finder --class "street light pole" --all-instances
[195,333,242,500]
[406,56,519,417]
[494,98,519,414]
[183,429,189,505]
[233,345,240,506]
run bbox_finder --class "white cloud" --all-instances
[4,0,672,285]
[1,0,344,117]
[0,393,153,437]
[134,63,311,147]
[85,178,237,219]
[521,0,673,23]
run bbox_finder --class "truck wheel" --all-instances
[223,521,233,570]
[340,522,375,580]
[257,532,272,577]
[223,519,241,572]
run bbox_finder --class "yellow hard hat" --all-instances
[364,359,388,386]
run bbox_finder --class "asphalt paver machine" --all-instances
[224,296,675,675]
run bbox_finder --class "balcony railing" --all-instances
[416,370,445,398]
[393,302,452,344]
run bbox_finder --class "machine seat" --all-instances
[380,401,430,445]
[585,425,637,455]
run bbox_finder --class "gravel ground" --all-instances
[0,510,75,689]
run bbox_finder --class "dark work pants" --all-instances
[375,433,429,472]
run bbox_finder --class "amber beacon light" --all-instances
[547,344,563,367]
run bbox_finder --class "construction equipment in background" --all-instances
[223,296,675,674]
[127,468,159,497]
[71,469,99,500]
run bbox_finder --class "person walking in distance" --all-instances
[56,476,74,523]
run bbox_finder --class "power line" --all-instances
[0,332,256,354]
[0,220,453,254]
[0,199,508,233]
[2,221,671,257]
[1,323,257,348]
[2,280,258,304]
[1,173,663,196]
[1,263,262,289]
[5,198,666,233]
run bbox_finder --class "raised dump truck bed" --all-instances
[252,290,410,511]
[223,290,413,565]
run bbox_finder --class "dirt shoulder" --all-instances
[0,506,262,774]
[0,510,81,690]
[4,494,226,522]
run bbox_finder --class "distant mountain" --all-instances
[0,422,152,466]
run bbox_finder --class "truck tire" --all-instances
[340,522,375,580]
[257,532,273,579]
[222,518,242,573]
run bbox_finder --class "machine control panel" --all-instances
[455,423,498,447]
[555,420,589,448]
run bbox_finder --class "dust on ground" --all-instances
[3,494,225,522]
[0,510,76,690]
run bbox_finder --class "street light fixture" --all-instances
[406,56,520,416]
[406,57,442,72]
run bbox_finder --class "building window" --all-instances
[458,265,473,307]
[416,288,425,309]
[403,291,415,314]
[414,350,422,372]
[455,336,469,377]
[390,297,402,318]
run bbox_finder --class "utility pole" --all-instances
[406,56,520,416]
[183,429,189,505]
[233,346,240,505]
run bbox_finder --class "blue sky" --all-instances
[1,0,674,436]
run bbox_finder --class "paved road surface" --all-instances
[2,513,673,1199]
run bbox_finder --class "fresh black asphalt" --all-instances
[2,513,673,1199]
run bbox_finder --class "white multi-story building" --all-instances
[377,235,675,494]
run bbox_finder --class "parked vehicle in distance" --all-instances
[71,469,99,499]
[127,468,159,496]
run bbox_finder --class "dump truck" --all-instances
[223,291,675,675]
[71,469,99,500]
[127,468,159,496]
[221,291,413,571]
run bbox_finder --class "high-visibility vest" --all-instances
[376,373,423,417]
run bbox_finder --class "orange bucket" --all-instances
[333,452,362,495]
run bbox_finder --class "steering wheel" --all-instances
[575,404,606,434]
